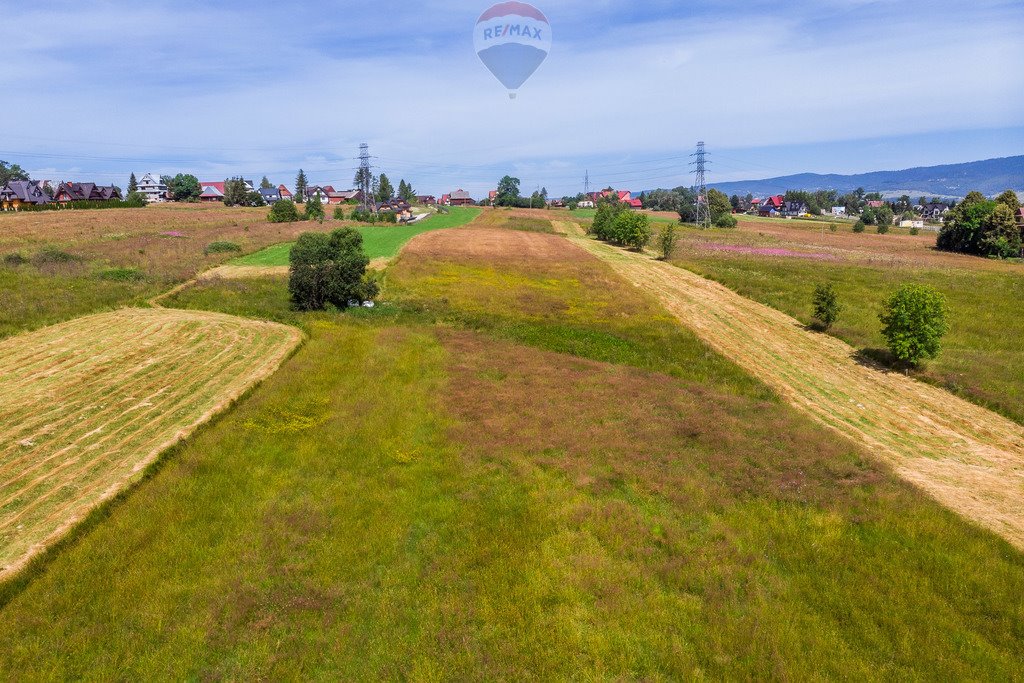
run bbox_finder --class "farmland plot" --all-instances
[0,308,301,576]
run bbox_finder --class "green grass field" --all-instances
[2,226,1022,678]
[231,207,482,266]
[672,246,1024,425]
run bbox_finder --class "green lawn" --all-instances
[3,229,1022,678]
[231,207,482,266]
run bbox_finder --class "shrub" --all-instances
[811,283,842,331]
[591,200,627,240]
[659,224,678,260]
[613,212,652,250]
[350,209,375,223]
[98,267,145,281]
[879,284,949,365]
[288,228,378,311]
[268,199,300,223]
[909,226,920,236]
[34,246,79,264]
[828,223,838,233]
[304,195,325,223]
[3,252,28,267]
[205,241,242,255]
[852,221,866,233]
[714,214,738,229]
[333,206,345,220]
[877,224,889,235]
[378,210,397,224]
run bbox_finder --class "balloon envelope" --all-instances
[474,2,551,93]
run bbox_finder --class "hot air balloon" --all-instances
[473,2,551,99]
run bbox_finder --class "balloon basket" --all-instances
[509,92,517,100]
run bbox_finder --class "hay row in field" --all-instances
[572,230,1024,549]
[0,308,302,577]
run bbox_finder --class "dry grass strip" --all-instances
[570,231,1024,549]
[0,308,302,577]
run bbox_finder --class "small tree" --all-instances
[333,206,345,220]
[127,173,138,194]
[295,169,308,204]
[268,199,300,223]
[853,220,866,233]
[659,223,678,260]
[811,283,842,331]
[877,223,889,235]
[260,176,273,190]
[879,284,949,365]
[376,174,394,202]
[223,177,249,206]
[289,228,378,311]
[304,193,325,223]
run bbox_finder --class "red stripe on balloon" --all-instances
[477,2,548,23]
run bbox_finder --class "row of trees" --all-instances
[493,176,548,208]
[937,190,1021,259]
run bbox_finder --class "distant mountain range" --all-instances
[706,156,1024,199]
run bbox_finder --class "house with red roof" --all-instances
[758,195,785,217]
[278,185,293,200]
[199,181,226,202]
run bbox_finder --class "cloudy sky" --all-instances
[7,0,1023,197]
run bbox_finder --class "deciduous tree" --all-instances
[289,228,378,311]
[879,284,949,365]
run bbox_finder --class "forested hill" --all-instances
[708,156,1024,198]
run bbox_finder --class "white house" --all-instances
[577,200,595,209]
[831,206,847,217]
[137,172,167,203]
[900,218,925,229]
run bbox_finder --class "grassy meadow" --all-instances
[653,217,1024,424]
[0,204,334,338]
[232,206,483,266]
[2,223,1022,678]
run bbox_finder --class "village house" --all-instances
[327,189,362,205]
[278,185,293,200]
[831,206,847,217]
[137,173,168,203]
[1016,207,1024,228]
[0,180,51,210]
[199,182,226,203]
[758,195,785,217]
[783,201,810,217]
[305,186,331,203]
[415,195,437,205]
[900,217,926,229]
[377,198,414,221]
[449,189,475,206]
[577,200,595,209]
[53,182,121,203]
[921,202,950,221]
[866,200,886,209]
[259,187,281,204]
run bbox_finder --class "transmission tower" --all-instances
[584,170,590,198]
[358,143,373,212]
[690,141,711,229]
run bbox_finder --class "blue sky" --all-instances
[6,0,1023,197]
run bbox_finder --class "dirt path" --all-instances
[565,227,1024,549]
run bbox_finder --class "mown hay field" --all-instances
[0,308,301,577]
